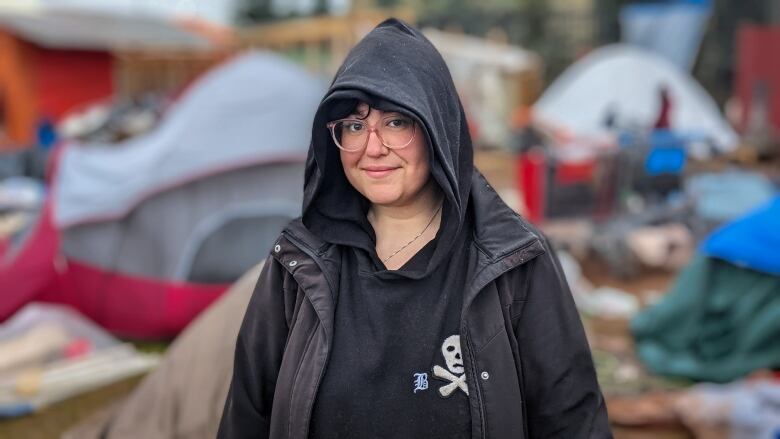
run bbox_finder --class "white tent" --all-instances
[533,44,737,154]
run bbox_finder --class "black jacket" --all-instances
[218,173,611,439]
[219,18,611,438]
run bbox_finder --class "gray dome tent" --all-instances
[38,51,324,337]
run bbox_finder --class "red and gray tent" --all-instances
[0,51,324,338]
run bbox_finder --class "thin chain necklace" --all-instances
[379,202,443,264]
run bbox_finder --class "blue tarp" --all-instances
[702,196,780,275]
[620,2,711,71]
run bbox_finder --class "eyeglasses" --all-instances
[326,115,417,152]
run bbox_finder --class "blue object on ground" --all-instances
[702,196,780,275]
[0,402,34,418]
[645,129,687,175]
[645,147,686,175]
[36,118,58,150]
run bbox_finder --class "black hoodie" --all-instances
[302,18,473,279]
[303,18,476,438]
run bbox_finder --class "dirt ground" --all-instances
[0,376,143,439]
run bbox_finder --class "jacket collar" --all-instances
[468,170,543,262]
[281,220,338,290]
[461,170,546,313]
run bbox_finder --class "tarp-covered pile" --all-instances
[632,196,780,382]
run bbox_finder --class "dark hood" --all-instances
[301,18,474,277]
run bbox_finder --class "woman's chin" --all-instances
[363,189,403,207]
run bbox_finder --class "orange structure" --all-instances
[0,29,113,150]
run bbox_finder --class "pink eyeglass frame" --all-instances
[326,116,417,152]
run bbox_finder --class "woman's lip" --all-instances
[363,167,398,178]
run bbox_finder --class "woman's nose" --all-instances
[364,129,388,157]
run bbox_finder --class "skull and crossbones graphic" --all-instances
[432,335,468,397]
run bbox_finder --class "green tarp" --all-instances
[632,254,780,382]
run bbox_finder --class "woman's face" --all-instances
[338,103,432,208]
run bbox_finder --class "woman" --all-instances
[219,19,611,438]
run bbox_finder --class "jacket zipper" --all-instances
[287,322,319,437]
[463,325,487,439]
[463,238,543,439]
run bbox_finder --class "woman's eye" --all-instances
[345,122,364,133]
[387,118,411,129]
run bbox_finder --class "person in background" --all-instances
[653,85,672,130]
[219,18,611,439]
